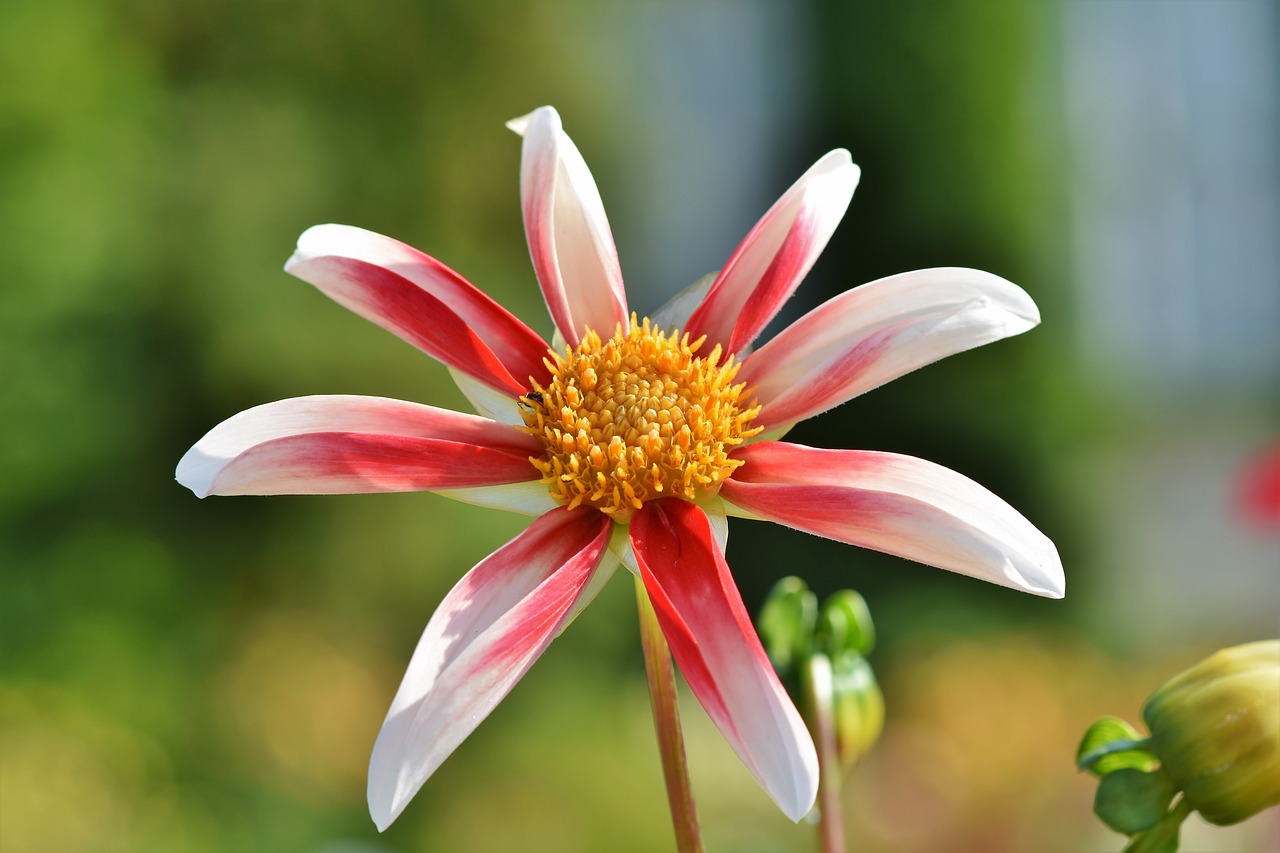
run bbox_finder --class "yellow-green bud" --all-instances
[1142,640,1280,825]
[831,651,884,772]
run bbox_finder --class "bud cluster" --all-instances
[758,577,884,775]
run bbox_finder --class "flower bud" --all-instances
[1141,640,1280,825]
[830,650,884,772]
[817,590,876,658]
[758,579,883,775]
[757,576,817,681]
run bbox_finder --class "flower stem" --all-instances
[803,653,846,853]
[634,574,704,853]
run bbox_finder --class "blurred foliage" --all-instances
[729,0,1092,639]
[3,1,1274,851]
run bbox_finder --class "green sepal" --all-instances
[1077,716,1158,777]
[816,589,875,657]
[1094,767,1178,835]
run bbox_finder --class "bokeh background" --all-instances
[3,1,1278,851]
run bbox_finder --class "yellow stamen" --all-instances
[519,315,761,521]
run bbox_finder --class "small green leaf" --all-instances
[817,590,875,657]
[1077,716,1158,776]
[757,577,817,675]
[1094,768,1177,835]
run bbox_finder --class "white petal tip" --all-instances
[780,792,818,823]
[943,268,1043,330]
[505,106,557,137]
[177,480,210,500]
[174,448,216,498]
[815,147,851,165]
[762,722,819,822]
[368,780,409,833]
[1039,578,1067,600]
[283,223,347,273]
[1017,554,1066,599]
[1023,302,1043,328]
[818,148,860,183]
[1022,578,1065,600]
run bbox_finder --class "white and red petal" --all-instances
[720,442,1065,598]
[176,395,541,498]
[630,500,818,821]
[367,507,615,830]
[739,268,1041,432]
[685,151,859,356]
[649,271,718,334]
[447,366,524,427]
[607,494,730,576]
[285,225,551,395]
[509,106,628,346]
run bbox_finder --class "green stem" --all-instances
[803,653,846,853]
[635,575,704,853]
[1122,795,1195,853]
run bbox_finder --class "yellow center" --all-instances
[519,315,761,521]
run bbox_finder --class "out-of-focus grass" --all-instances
[7,619,1276,850]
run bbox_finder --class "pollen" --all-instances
[519,315,762,521]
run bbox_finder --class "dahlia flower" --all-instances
[177,106,1063,830]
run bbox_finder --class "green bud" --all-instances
[1142,640,1280,825]
[757,577,817,678]
[817,589,876,658]
[830,650,884,772]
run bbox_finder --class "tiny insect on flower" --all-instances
[176,106,1064,830]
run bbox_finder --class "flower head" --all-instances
[520,315,761,518]
[177,106,1064,830]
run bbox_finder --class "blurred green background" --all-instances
[3,1,1277,851]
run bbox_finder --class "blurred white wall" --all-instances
[585,0,813,313]
[1061,0,1280,649]
[1063,0,1280,396]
